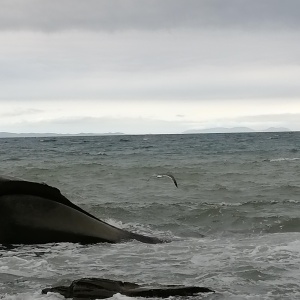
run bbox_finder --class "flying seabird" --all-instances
[152,173,178,188]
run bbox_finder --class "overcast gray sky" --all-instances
[1,0,300,134]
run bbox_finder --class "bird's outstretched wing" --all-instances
[154,174,178,188]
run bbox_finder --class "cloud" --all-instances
[1,63,299,102]
[1,0,300,32]
[4,112,300,134]
[0,108,43,117]
[2,97,300,134]
[2,115,187,135]
[234,113,300,124]
[194,113,300,131]
[1,2,299,106]
[0,1,299,134]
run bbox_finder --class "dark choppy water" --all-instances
[1,132,300,299]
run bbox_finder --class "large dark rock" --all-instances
[42,278,214,299]
[0,175,163,244]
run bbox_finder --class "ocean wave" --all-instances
[266,218,300,233]
[269,157,300,162]
[39,138,57,143]
[3,157,21,162]
[104,218,127,229]
[96,152,108,156]
[103,217,174,241]
[0,292,63,300]
[2,133,300,299]
[213,184,230,191]
[276,184,300,192]
[140,145,154,149]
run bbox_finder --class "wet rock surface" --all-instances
[42,277,214,299]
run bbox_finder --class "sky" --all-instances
[1,0,300,134]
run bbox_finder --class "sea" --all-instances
[0,132,300,300]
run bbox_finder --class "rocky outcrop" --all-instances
[42,278,214,299]
[0,176,163,244]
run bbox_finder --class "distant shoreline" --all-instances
[0,132,124,138]
[182,126,291,134]
[0,128,296,139]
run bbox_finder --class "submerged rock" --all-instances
[42,278,214,299]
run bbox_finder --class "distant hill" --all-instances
[263,127,291,132]
[0,132,124,138]
[183,127,291,134]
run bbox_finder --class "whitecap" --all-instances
[108,293,136,300]
[270,157,300,162]
[104,218,126,229]
[1,291,64,300]
[96,152,107,156]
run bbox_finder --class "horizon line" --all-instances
[0,129,297,138]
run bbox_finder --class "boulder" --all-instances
[42,277,214,299]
